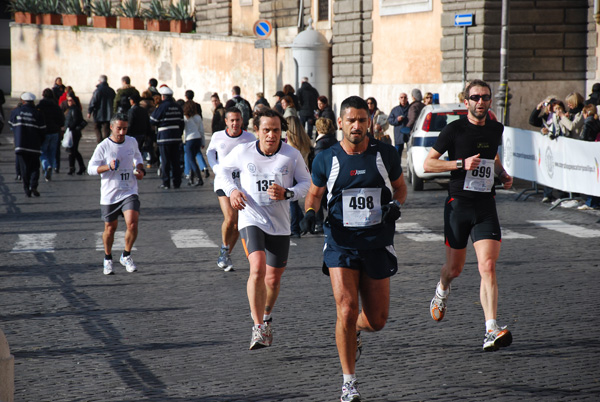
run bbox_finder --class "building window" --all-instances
[379,0,432,16]
[318,0,329,21]
[240,0,253,6]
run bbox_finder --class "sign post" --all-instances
[454,13,474,89]
[253,20,273,96]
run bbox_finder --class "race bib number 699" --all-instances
[463,158,495,192]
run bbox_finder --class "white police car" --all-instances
[406,103,467,191]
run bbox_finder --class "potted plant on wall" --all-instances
[61,0,87,26]
[168,0,194,34]
[9,0,40,24]
[91,0,117,29]
[39,0,62,25]
[143,0,169,32]
[119,0,144,30]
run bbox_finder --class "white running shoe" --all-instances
[249,324,270,350]
[103,259,114,275]
[483,326,513,351]
[340,378,361,402]
[119,254,137,273]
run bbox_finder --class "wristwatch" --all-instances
[392,200,402,209]
[456,159,464,169]
[284,189,294,200]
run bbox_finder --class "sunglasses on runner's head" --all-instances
[468,94,491,102]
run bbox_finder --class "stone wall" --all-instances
[259,0,311,30]
[195,0,232,35]
[332,0,373,85]
[440,0,592,83]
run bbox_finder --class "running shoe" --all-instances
[263,319,273,347]
[217,246,229,269]
[340,378,361,402]
[430,283,449,321]
[355,331,362,362]
[249,324,270,350]
[483,326,512,351]
[119,254,137,273]
[103,259,114,275]
[223,253,234,272]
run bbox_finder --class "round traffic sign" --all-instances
[254,20,272,38]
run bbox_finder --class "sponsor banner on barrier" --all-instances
[503,127,600,197]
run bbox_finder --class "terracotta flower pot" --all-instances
[146,19,170,32]
[42,14,62,25]
[34,14,43,24]
[16,12,37,24]
[14,12,26,23]
[62,14,87,26]
[170,20,194,33]
[120,17,144,30]
[93,16,117,29]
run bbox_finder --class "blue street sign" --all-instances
[254,20,272,38]
[454,14,473,27]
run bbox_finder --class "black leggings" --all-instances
[68,131,85,171]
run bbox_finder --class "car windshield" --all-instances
[427,112,465,132]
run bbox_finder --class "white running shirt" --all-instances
[206,129,256,192]
[87,136,144,205]
[219,141,312,236]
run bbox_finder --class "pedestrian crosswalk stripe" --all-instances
[95,232,137,251]
[169,229,219,248]
[10,233,56,253]
[501,228,535,239]
[396,222,444,242]
[527,220,600,238]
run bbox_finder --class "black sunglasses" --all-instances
[469,94,491,102]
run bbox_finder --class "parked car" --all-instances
[406,103,467,191]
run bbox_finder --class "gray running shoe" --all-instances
[430,282,449,321]
[483,326,513,351]
[223,254,234,272]
[249,324,269,350]
[340,378,361,402]
[355,331,362,362]
[263,319,273,347]
[217,246,229,269]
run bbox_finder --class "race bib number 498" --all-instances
[342,188,382,227]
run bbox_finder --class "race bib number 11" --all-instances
[463,158,495,192]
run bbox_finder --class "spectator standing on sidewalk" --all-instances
[114,76,140,114]
[37,88,64,181]
[88,75,116,144]
[127,93,151,153]
[9,92,46,197]
[297,77,320,138]
[211,93,226,133]
[387,93,410,158]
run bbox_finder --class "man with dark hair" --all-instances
[88,113,146,275]
[424,78,514,352]
[206,107,256,271]
[88,74,116,143]
[148,78,159,97]
[127,93,151,153]
[225,86,252,130]
[387,93,410,158]
[9,92,46,197]
[301,95,407,402]
[220,107,311,350]
[150,85,185,189]
[114,76,140,113]
[38,88,65,181]
[273,90,285,115]
[184,89,203,118]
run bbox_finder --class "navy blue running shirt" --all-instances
[433,117,504,199]
[311,139,402,250]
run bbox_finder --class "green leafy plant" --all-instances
[38,0,60,14]
[91,0,115,17]
[8,0,42,13]
[119,0,140,18]
[142,0,167,20]
[168,0,193,21]
[61,0,83,15]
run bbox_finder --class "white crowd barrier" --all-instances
[503,127,600,197]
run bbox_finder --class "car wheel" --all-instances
[412,166,424,191]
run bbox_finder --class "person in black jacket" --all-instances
[127,93,151,153]
[297,77,320,138]
[64,93,87,175]
[38,88,65,181]
[312,117,338,234]
[316,95,336,124]
[88,75,116,143]
[9,92,46,196]
[210,93,226,133]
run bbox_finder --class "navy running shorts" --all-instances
[101,194,140,222]
[444,196,501,249]
[240,226,290,268]
[322,242,398,280]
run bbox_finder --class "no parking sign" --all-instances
[253,20,272,38]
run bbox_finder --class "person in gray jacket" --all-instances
[387,93,410,158]
[88,75,116,143]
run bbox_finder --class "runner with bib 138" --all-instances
[423,79,514,352]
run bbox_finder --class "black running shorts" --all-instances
[101,195,140,222]
[444,196,501,249]
[322,242,398,280]
[240,226,290,268]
